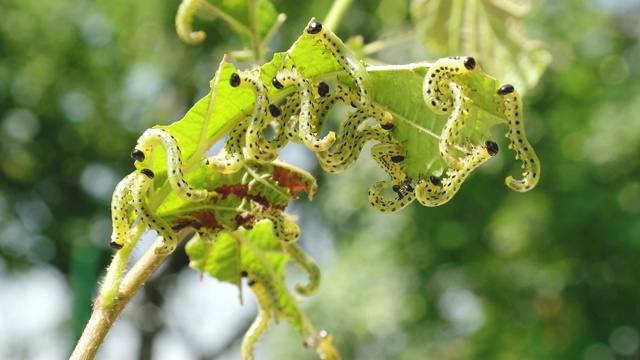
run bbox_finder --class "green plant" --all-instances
[71,1,546,359]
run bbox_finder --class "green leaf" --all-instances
[411,0,551,92]
[186,221,306,334]
[368,64,506,179]
[157,160,316,232]
[216,0,277,37]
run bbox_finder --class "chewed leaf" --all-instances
[411,0,550,92]
[185,221,307,334]
[157,161,316,232]
[368,64,506,180]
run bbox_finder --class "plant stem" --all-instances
[70,230,192,360]
[323,0,353,31]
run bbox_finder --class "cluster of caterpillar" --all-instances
[108,15,540,360]
[110,18,540,247]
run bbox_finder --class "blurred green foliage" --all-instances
[1,0,639,359]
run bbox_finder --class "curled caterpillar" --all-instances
[498,84,540,191]
[439,81,472,169]
[132,128,209,202]
[282,243,321,296]
[423,56,476,114]
[367,179,416,213]
[246,270,282,314]
[272,69,336,151]
[109,173,138,250]
[175,0,206,45]
[242,270,280,360]
[366,142,414,213]
[254,210,300,244]
[305,19,373,109]
[206,114,251,174]
[229,70,280,162]
[241,308,270,360]
[131,169,179,254]
[415,140,499,207]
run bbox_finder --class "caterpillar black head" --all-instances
[272,77,284,90]
[317,82,330,97]
[486,141,499,156]
[109,240,124,250]
[497,84,515,96]
[306,21,322,35]
[229,73,241,87]
[131,149,145,162]
[463,57,476,71]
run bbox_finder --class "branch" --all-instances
[70,230,193,360]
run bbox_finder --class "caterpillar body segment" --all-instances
[497,84,540,192]
[133,128,209,202]
[304,19,374,109]
[423,56,477,114]
[272,69,336,151]
[415,141,498,207]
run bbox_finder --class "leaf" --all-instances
[368,64,506,179]
[206,0,279,45]
[186,221,307,334]
[411,0,551,92]
[157,160,316,232]
[176,0,279,48]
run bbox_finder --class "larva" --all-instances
[206,114,251,174]
[241,308,270,360]
[272,69,336,151]
[130,169,179,255]
[282,243,321,297]
[439,81,472,169]
[246,270,282,315]
[498,84,540,192]
[132,128,209,202]
[254,210,300,244]
[305,19,373,109]
[367,179,416,213]
[109,172,138,250]
[175,0,206,45]
[415,141,499,207]
[422,56,476,114]
[229,70,279,162]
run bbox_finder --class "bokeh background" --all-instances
[1,0,639,359]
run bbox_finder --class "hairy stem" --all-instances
[70,230,192,360]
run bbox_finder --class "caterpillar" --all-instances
[228,70,280,162]
[246,269,283,315]
[497,84,540,191]
[132,128,209,202]
[304,19,373,109]
[272,69,336,151]
[206,114,251,174]
[110,155,198,253]
[175,0,206,45]
[415,141,499,207]
[422,56,477,114]
[109,172,138,250]
[242,270,279,360]
[367,179,416,213]
[131,169,179,254]
[254,210,301,244]
[241,308,270,360]
[282,243,321,296]
[439,81,472,169]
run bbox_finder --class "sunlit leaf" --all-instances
[411,0,551,92]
